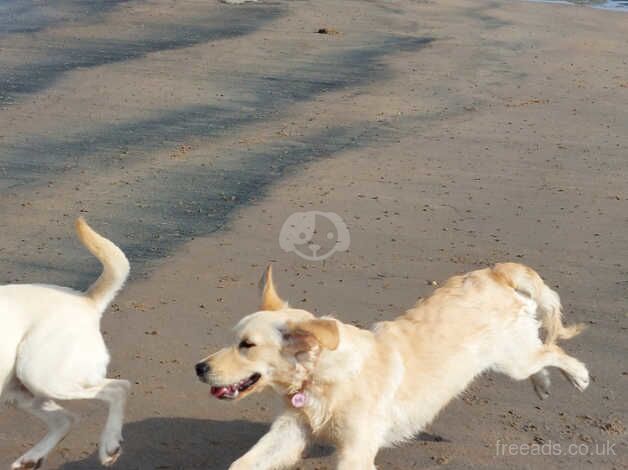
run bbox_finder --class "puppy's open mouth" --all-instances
[210,373,261,400]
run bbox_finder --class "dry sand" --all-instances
[0,0,626,468]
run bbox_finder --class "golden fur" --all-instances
[196,263,588,469]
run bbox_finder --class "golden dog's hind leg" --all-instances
[500,345,589,392]
[530,368,551,399]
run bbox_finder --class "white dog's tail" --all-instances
[492,263,585,345]
[76,218,130,313]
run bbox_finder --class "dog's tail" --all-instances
[492,263,585,344]
[76,218,130,313]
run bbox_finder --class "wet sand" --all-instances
[0,0,626,468]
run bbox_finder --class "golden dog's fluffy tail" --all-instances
[492,263,585,344]
[75,218,130,313]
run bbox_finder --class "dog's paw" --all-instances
[533,382,550,400]
[570,370,590,392]
[531,369,551,400]
[100,446,121,467]
[99,433,123,466]
[563,364,590,392]
[11,457,44,470]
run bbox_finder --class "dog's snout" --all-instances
[195,362,210,379]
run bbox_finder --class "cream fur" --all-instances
[196,263,589,469]
[0,219,130,469]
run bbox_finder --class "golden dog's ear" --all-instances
[259,264,286,311]
[285,319,340,351]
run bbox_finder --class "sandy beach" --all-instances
[0,0,626,468]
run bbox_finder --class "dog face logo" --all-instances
[279,211,350,261]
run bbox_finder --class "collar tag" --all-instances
[291,392,307,408]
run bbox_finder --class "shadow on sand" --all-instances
[57,417,446,470]
[58,417,267,470]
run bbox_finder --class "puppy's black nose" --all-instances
[195,362,210,378]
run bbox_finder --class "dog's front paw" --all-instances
[11,457,44,470]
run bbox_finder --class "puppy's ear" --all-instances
[285,319,340,351]
[259,264,286,311]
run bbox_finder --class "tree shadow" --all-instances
[0,4,283,104]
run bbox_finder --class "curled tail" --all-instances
[75,218,130,313]
[492,263,585,344]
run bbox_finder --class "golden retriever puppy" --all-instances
[0,219,130,469]
[196,264,588,469]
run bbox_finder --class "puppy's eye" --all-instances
[239,340,256,349]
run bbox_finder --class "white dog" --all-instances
[0,219,131,469]
[196,263,589,469]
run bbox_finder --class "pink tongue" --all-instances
[211,386,229,398]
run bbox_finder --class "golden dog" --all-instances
[196,263,588,469]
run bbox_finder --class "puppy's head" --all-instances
[195,265,339,401]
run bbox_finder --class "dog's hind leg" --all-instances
[16,328,130,466]
[530,368,551,400]
[495,310,588,396]
[35,379,131,467]
[498,344,589,393]
[65,379,130,466]
[10,388,76,470]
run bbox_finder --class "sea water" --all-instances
[528,0,628,10]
